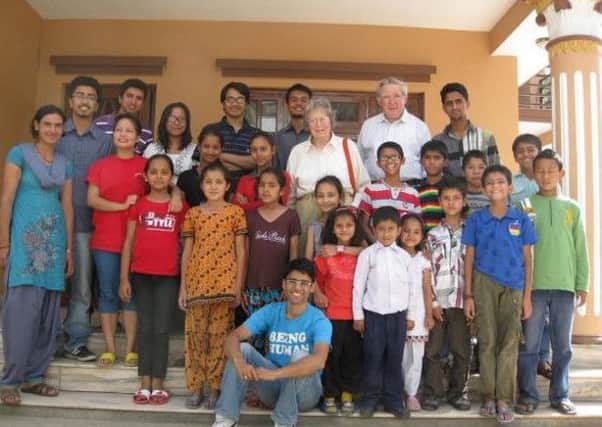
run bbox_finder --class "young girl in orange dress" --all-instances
[178,162,247,410]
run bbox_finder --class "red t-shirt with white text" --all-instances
[88,155,147,252]
[128,197,187,276]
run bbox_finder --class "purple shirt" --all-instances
[94,113,153,155]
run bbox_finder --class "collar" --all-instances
[304,133,338,153]
[373,240,404,253]
[443,120,476,138]
[283,123,308,134]
[440,217,464,231]
[64,118,102,139]
[378,109,408,125]
[482,205,520,222]
[219,116,252,131]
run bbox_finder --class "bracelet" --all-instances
[0,243,9,249]
[463,294,474,300]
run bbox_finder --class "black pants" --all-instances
[361,310,407,411]
[422,308,471,401]
[323,320,363,397]
[131,273,178,379]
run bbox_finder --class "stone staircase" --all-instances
[1,331,602,426]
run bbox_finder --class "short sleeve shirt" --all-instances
[244,302,332,367]
[87,155,147,252]
[128,197,187,276]
[246,209,301,290]
[462,207,537,290]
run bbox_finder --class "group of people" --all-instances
[0,74,588,427]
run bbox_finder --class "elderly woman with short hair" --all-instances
[287,97,369,253]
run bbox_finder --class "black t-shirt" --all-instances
[177,169,205,207]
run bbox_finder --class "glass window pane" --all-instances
[260,100,277,132]
[332,102,359,122]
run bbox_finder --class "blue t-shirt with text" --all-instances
[244,302,332,367]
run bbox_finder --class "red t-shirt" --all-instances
[314,253,358,320]
[233,171,292,211]
[88,155,147,252]
[128,197,187,276]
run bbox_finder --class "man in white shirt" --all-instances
[353,206,414,419]
[358,77,431,181]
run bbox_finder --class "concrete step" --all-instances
[1,390,601,427]
[1,355,601,402]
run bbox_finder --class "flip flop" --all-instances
[133,388,151,404]
[479,400,496,417]
[124,352,138,367]
[98,352,116,367]
[496,405,515,424]
[515,400,536,415]
[21,383,59,397]
[149,389,170,405]
[0,387,21,406]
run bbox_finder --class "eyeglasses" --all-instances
[284,278,312,288]
[378,154,401,162]
[72,92,98,102]
[224,96,246,104]
[167,115,186,125]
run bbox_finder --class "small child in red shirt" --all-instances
[120,154,187,405]
[314,207,364,416]
[233,132,291,210]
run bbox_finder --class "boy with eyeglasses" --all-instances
[353,141,421,243]
[211,258,332,427]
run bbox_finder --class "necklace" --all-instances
[34,143,54,164]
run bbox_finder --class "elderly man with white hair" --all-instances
[358,77,431,182]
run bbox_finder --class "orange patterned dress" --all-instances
[181,203,247,391]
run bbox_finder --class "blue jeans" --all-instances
[63,232,94,350]
[538,308,551,363]
[518,290,575,405]
[215,343,322,425]
[93,250,136,313]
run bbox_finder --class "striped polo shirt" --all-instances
[354,180,421,218]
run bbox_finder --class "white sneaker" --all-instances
[274,423,296,427]
[211,415,237,427]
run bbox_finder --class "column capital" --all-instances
[526,0,602,40]
[547,35,602,57]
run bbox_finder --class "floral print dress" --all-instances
[5,145,72,291]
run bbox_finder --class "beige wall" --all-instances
[0,0,41,161]
[34,20,519,166]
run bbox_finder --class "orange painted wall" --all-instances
[0,0,41,161]
[34,20,518,166]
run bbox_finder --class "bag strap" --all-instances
[342,138,357,195]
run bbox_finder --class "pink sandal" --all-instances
[133,388,151,404]
[149,389,170,405]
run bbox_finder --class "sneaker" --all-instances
[421,396,440,411]
[273,423,295,427]
[320,397,338,415]
[341,400,355,416]
[64,346,97,362]
[211,415,237,427]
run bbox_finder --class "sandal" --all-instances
[185,391,204,409]
[133,388,151,404]
[0,387,21,406]
[21,382,59,397]
[149,389,170,405]
[206,389,219,410]
[496,405,515,424]
[537,361,553,380]
[98,352,116,367]
[479,400,496,417]
[551,399,577,415]
[515,400,536,415]
[124,352,138,367]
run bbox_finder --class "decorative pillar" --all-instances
[527,0,602,343]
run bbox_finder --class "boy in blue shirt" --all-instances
[212,258,332,427]
[462,165,537,424]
